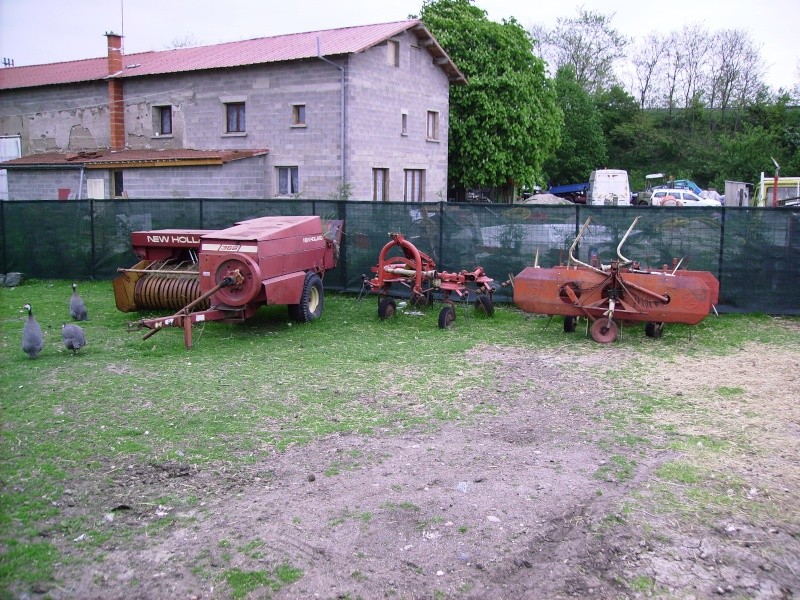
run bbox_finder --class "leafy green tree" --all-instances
[419,0,562,193]
[544,66,607,185]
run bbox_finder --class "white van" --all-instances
[587,169,631,206]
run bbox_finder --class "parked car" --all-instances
[587,169,631,206]
[659,179,703,195]
[650,189,722,207]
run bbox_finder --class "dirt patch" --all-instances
[34,344,800,599]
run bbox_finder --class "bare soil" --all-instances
[33,341,800,599]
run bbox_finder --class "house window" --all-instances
[277,166,299,195]
[292,104,306,126]
[387,39,399,67]
[226,102,246,133]
[157,106,172,135]
[113,170,124,198]
[373,168,389,201]
[427,111,439,141]
[401,111,408,136]
[404,169,425,203]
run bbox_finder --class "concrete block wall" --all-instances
[346,30,451,202]
[0,83,110,154]
[121,156,268,199]
[7,168,85,200]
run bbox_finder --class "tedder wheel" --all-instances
[564,316,577,333]
[645,321,664,338]
[378,297,397,320]
[289,272,324,323]
[590,317,618,343]
[412,290,434,308]
[438,305,456,329]
[474,294,494,316]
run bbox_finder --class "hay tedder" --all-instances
[361,232,496,328]
[511,217,719,343]
[114,215,342,348]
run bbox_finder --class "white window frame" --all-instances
[152,104,173,137]
[277,166,299,196]
[401,110,408,136]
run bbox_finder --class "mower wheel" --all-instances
[590,317,618,343]
[645,321,664,338]
[438,305,456,329]
[289,272,324,323]
[474,294,494,316]
[378,297,397,320]
[564,315,577,333]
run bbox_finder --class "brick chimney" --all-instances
[105,32,125,150]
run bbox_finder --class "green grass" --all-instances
[1,280,798,595]
[221,563,303,599]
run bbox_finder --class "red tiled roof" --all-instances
[0,148,268,168]
[0,20,466,90]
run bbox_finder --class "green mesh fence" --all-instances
[1,200,798,314]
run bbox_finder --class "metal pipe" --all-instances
[383,267,436,278]
[616,216,640,265]
[568,217,604,273]
[116,267,199,275]
[317,37,346,186]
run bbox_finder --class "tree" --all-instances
[544,66,607,185]
[708,29,765,116]
[630,34,667,109]
[419,0,561,193]
[534,8,628,94]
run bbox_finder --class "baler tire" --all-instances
[475,294,494,316]
[290,272,324,323]
[645,321,664,338]
[438,305,456,329]
[378,297,397,320]
[564,316,577,333]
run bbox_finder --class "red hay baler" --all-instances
[115,215,343,348]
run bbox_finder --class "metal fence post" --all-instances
[438,201,445,265]
[90,198,96,279]
[0,200,6,275]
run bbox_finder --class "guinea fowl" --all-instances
[22,303,44,358]
[70,283,88,321]
[62,323,86,354]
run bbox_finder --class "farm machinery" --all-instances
[114,215,343,348]
[511,217,719,343]
[361,232,496,328]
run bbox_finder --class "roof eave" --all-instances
[410,23,467,86]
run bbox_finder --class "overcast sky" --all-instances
[0,0,798,91]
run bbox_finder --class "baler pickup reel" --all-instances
[512,217,719,343]
[361,232,497,329]
[128,270,245,348]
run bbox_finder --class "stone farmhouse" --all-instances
[0,21,465,201]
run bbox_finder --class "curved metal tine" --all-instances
[616,216,641,265]
[568,218,603,272]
